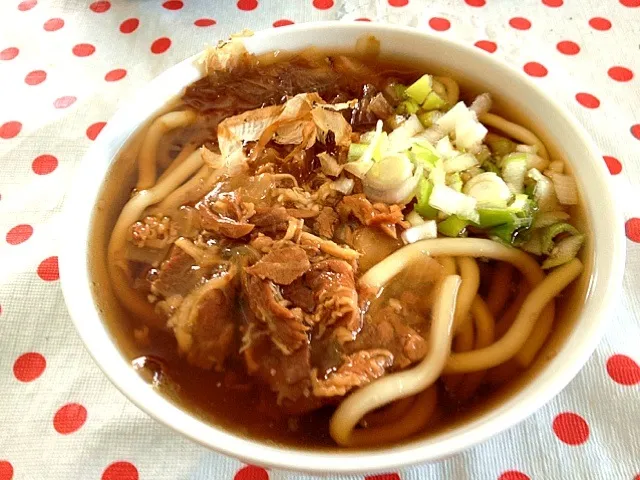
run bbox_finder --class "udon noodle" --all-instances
[96,35,587,448]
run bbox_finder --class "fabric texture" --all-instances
[1,0,639,479]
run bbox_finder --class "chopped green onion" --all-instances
[485,133,517,158]
[463,172,512,207]
[347,143,367,162]
[477,207,517,228]
[397,99,420,115]
[406,209,426,226]
[438,215,468,237]
[447,172,463,192]
[402,220,438,244]
[429,183,479,223]
[415,177,438,219]
[532,211,570,229]
[502,154,528,194]
[422,91,446,111]
[373,132,389,162]
[417,110,442,128]
[404,74,433,104]
[482,159,500,174]
[541,222,580,254]
[443,153,479,173]
[410,141,440,168]
[542,235,584,269]
[393,84,408,100]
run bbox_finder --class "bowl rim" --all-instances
[59,21,626,474]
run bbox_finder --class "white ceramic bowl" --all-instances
[60,22,625,474]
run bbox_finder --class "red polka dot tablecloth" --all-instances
[1,0,639,479]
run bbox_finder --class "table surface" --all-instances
[1,0,639,479]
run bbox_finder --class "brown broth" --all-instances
[88,51,592,451]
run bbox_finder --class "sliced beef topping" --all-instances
[151,246,209,299]
[281,278,315,313]
[306,259,360,334]
[311,349,393,397]
[245,244,311,285]
[130,215,178,249]
[347,305,427,369]
[337,194,409,239]
[243,273,309,355]
[168,271,237,370]
[251,205,290,228]
[197,202,255,239]
[314,207,338,239]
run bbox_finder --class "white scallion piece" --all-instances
[401,220,438,244]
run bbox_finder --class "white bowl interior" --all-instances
[59,22,625,474]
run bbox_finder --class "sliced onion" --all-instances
[546,172,578,205]
[469,93,492,117]
[532,211,570,229]
[318,152,343,177]
[332,177,355,195]
[401,220,438,244]
[528,168,558,212]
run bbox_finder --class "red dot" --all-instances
[1,47,19,61]
[365,475,401,480]
[6,224,33,245]
[523,62,548,77]
[575,93,600,109]
[499,472,530,480]
[105,69,127,82]
[162,0,183,10]
[54,403,87,434]
[552,412,589,445]
[509,17,531,30]
[557,40,580,55]
[429,17,451,31]
[603,155,622,175]
[102,462,139,480]
[620,0,640,6]
[626,218,640,242]
[388,0,408,6]
[237,0,258,10]
[44,18,64,31]
[32,154,58,175]
[313,0,334,8]
[475,40,497,53]
[234,466,269,480]
[273,19,294,27]
[37,256,59,281]
[465,0,485,6]
[151,37,171,54]
[54,96,77,109]
[89,1,110,13]
[194,18,216,27]
[0,461,13,480]
[632,124,640,140]
[18,0,37,11]
[86,122,106,140]
[73,43,95,57]
[355,17,371,21]
[0,121,22,139]
[13,352,46,382]
[606,354,640,385]
[589,17,611,30]
[608,66,633,82]
[542,0,563,6]
[120,18,139,34]
[25,70,47,86]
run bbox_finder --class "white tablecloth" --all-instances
[1,0,639,479]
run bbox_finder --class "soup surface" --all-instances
[91,36,588,448]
